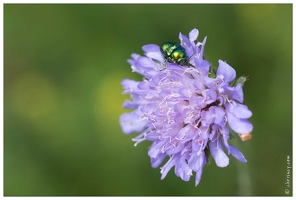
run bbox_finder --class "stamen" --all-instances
[132,132,147,146]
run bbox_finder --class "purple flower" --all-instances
[120,28,253,186]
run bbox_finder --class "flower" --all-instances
[120,28,253,186]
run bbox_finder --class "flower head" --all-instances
[120,28,253,186]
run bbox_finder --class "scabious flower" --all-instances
[120,28,253,186]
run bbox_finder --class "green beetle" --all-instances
[160,42,189,66]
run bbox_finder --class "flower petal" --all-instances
[133,56,158,78]
[151,153,167,168]
[179,32,190,47]
[227,111,253,134]
[225,102,252,119]
[225,84,244,103]
[142,44,160,52]
[217,60,236,83]
[188,151,206,172]
[194,157,206,186]
[189,28,199,42]
[220,127,230,153]
[165,141,185,155]
[175,154,192,181]
[119,110,147,134]
[195,57,211,76]
[209,140,229,167]
[214,106,226,125]
[142,44,164,62]
[198,36,207,60]
[229,145,247,163]
[148,142,162,158]
[195,167,204,186]
[122,99,138,109]
[175,124,196,143]
[146,52,164,63]
[160,155,178,180]
[137,56,157,69]
[121,79,139,92]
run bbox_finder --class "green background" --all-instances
[4,4,292,196]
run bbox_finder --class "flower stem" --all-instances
[236,141,252,195]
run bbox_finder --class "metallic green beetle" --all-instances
[160,42,189,66]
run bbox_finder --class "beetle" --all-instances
[160,42,190,66]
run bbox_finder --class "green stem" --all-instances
[236,141,252,196]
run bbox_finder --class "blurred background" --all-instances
[4,4,292,196]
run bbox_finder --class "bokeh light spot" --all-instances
[10,71,58,122]
[94,70,129,124]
